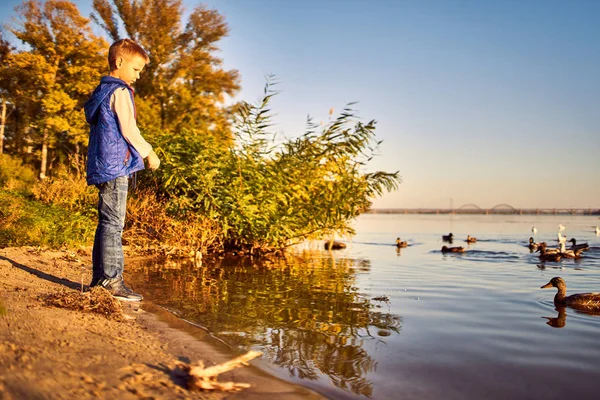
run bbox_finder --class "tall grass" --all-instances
[0,189,96,248]
[125,189,223,256]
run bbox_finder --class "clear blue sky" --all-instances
[2,0,599,209]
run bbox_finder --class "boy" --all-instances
[84,38,160,301]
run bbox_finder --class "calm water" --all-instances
[129,214,600,399]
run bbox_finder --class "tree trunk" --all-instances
[74,142,81,175]
[0,99,6,155]
[40,127,48,179]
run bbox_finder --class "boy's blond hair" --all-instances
[108,38,150,70]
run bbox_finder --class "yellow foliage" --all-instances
[42,90,77,114]
[0,154,36,193]
[2,0,108,177]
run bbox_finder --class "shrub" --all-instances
[147,81,401,253]
[0,154,36,194]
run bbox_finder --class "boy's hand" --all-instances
[146,150,160,170]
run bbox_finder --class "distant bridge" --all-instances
[369,204,600,215]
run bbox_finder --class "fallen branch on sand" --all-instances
[173,350,262,391]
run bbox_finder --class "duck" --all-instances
[442,233,454,242]
[558,242,584,259]
[558,224,566,232]
[541,277,600,310]
[569,238,589,251]
[528,237,539,251]
[537,243,561,261]
[441,245,464,253]
[465,235,477,243]
[595,226,600,236]
[532,226,537,236]
[324,240,346,250]
[395,237,408,248]
[537,242,560,255]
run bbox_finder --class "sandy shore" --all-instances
[0,247,323,399]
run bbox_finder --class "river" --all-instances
[129,214,600,399]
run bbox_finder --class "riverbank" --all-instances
[0,247,323,399]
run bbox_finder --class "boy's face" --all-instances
[113,54,147,86]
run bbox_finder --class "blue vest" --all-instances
[84,76,145,185]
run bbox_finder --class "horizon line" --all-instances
[368,207,600,216]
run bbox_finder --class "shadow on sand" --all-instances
[0,255,82,291]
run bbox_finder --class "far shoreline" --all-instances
[368,207,600,215]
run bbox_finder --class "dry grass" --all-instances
[41,287,123,320]
[126,189,223,256]
[31,175,96,212]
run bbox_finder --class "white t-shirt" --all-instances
[110,88,153,158]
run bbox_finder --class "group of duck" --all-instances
[395,233,479,253]
[440,233,475,253]
[529,225,592,262]
[397,226,600,312]
[395,224,597,260]
[429,226,595,260]
[526,225,598,311]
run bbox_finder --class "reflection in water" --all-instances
[543,306,600,328]
[131,253,402,397]
[543,307,567,328]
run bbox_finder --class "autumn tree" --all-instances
[91,0,240,140]
[0,0,107,177]
[0,30,13,155]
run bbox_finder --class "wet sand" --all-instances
[0,247,323,399]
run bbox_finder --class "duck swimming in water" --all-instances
[324,240,346,250]
[537,243,561,261]
[537,242,559,255]
[568,238,589,251]
[396,237,408,248]
[442,233,454,242]
[528,237,539,251]
[465,235,477,243]
[559,242,584,259]
[441,245,464,253]
[541,277,600,310]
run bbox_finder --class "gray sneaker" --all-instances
[98,277,143,302]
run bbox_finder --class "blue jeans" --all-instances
[92,176,128,280]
